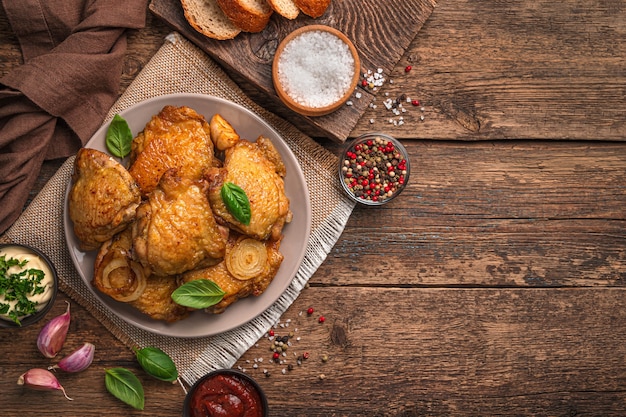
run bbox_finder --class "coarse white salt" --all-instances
[277,30,355,108]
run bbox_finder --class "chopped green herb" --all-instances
[0,255,46,325]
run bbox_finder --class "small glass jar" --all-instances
[338,133,410,206]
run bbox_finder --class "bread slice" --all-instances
[293,0,330,18]
[267,0,300,19]
[181,0,241,40]
[216,0,273,33]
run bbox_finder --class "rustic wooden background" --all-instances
[149,0,437,142]
[2,0,626,415]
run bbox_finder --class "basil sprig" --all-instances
[171,279,225,309]
[134,347,178,382]
[105,114,133,158]
[105,367,145,410]
[221,182,251,225]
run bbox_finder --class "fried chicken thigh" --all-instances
[132,169,228,277]
[207,137,291,241]
[129,105,215,196]
[179,233,283,314]
[93,228,189,322]
[68,148,141,251]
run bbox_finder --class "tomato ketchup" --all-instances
[186,370,267,417]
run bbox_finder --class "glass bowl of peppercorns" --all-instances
[339,133,410,206]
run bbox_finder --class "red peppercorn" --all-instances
[405,65,412,73]
[361,79,368,87]
[318,316,325,323]
[307,307,314,315]
[273,352,280,360]
[302,352,310,360]
[268,329,275,337]
[411,99,420,106]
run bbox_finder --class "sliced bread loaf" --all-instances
[181,0,241,40]
[293,0,330,18]
[267,0,300,19]
[216,0,274,33]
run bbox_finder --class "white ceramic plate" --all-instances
[63,93,311,338]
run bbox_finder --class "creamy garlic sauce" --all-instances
[0,246,54,321]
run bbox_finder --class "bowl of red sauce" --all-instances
[183,369,269,417]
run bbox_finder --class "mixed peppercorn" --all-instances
[341,135,409,204]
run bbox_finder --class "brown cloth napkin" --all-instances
[0,0,148,234]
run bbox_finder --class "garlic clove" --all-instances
[17,368,73,400]
[37,300,71,358]
[49,342,95,373]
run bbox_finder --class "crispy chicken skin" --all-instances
[179,233,284,314]
[129,274,191,322]
[132,169,228,277]
[93,229,190,322]
[129,105,215,196]
[206,137,291,241]
[68,148,141,251]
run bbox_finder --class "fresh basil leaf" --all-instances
[171,279,225,309]
[135,347,178,382]
[105,114,133,158]
[221,182,251,225]
[104,367,144,410]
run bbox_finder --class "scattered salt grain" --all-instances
[278,30,355,108]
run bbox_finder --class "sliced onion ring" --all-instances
[225,238,268,281]
[101,257,147,302]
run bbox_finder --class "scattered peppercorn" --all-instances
[411,99,420,106]
[318,316,326,323]
[307,307,314,315]
[404,65,412,73]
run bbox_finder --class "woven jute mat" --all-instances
[1,32,355,385]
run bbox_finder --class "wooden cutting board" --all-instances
[149,0,437,142]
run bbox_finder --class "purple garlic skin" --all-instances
[37,300,71,358]
[50,342,95,373]
[17,368,73,400]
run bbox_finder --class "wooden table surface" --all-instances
[2,1,626,416]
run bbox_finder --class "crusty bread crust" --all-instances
[181,0,241,40]
[216,0,274,33]
[267,0,300,19]
[293,0,330,18]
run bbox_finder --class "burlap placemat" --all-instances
[1,32,355,385]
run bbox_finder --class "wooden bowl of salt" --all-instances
[272,25,361,117]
